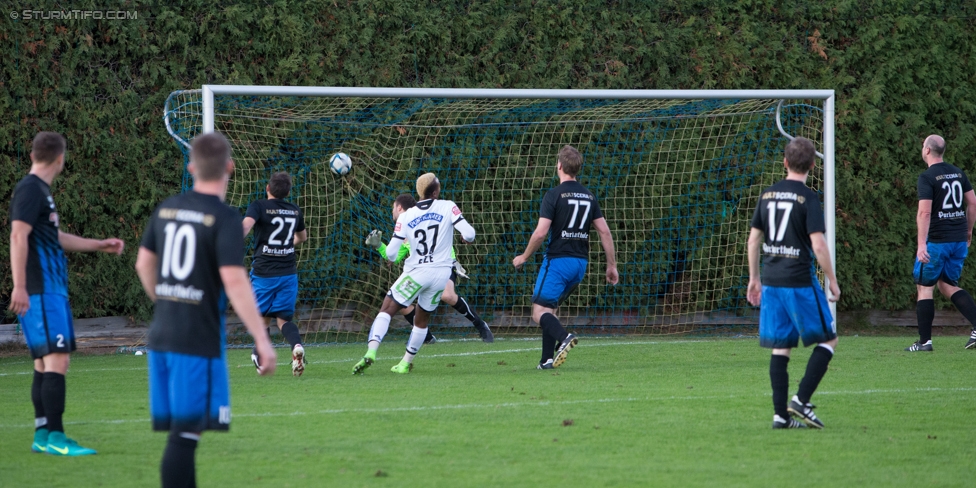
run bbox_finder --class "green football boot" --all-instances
[352,350,377,375]
[31,428,49,453]
[46,431,97,456]
[390,360,413,374]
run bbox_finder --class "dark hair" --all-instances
[268,172,292,199]
[784,137,816,173]
[558,145,583,176]
[394,193,417,210]
[190,132,232,181]
[32,131,66,164]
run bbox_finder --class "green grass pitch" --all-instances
[1,336,974,487]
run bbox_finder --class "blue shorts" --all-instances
[532,257,587,308]
[914,241,967,287]
[148,350,231,433]
[251,273,298,320]
[759,285,836,349]
[19,294,76,359]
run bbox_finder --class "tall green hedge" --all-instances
[2,0,976,321]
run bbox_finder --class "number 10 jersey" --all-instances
[140,191,245,358]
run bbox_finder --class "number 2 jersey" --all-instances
[750,180,825,288]
[918,162,973,243]
[389,199,475,273]
[541,180,604,260]
[140,191,245,358]
[244,199,306,277]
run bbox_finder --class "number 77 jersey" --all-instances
[392,199,473,273]
[750,179,825,287]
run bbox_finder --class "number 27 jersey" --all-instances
[393,199,464,273]
[140,191,245,358]
[750,180,825,288]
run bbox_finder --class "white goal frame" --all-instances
[191,85,837,319]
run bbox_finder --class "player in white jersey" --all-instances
[352,173,476,374]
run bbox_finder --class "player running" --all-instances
[243,171,309,376]
[136,132,276,488]
[353,173,476,374]
[364,193,493,344]
[907,135,976,352]
[746,136,840,429]
[9,131,125,456]
[513,145,618,370]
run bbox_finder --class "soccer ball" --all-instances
[329,152,352,176]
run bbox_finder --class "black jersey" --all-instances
[141,191,245,358]
[9,175,68,296]
[750,180,826,288]
[244,199,306,277]
[540,180,604,259]
[917,162,973,243]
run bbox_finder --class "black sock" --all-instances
[452,296,483,325]
[951,290,976,329]
[41,372,65,433]
[425,327,435,342]
[280,321,302,348]
[917,299,935,343]
[403,309,416,326]
[797,345,834,404]
[769,354,790,419]
[539,313,568,342]
[541,333,557,363]
[161,432,198,488]
[32,370,47,430]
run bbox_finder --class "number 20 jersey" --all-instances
[393,199,464,273]
[918,162,973,243]
[140,192,245,358]
[750,180,825,288]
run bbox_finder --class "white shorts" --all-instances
[388,267,452,312]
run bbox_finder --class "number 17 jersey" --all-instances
[140,191,245,358]
[750,180,825,288]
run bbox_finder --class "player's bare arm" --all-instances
[810,232,840,302]
[58,231,124,255]
[592,217,619,284]
[917,199,932,263]
[746,227,763,306]
[8,220,32,315]
[242,216,256,237]
[965,190,976,247]
[513,218,551,268]
[135,247,158,302]
[220,265,277,376]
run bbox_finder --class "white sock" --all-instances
[403,326,427,363]
[35,417,47,429]
[367,313,392,352]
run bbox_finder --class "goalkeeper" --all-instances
[365,193,493,343]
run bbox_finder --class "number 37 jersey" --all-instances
[392,199,473,273]
[140,192,245,358]
[750,180,825,288]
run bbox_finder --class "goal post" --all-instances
[164,86,836,345]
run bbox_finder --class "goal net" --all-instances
[163,87,835,346]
